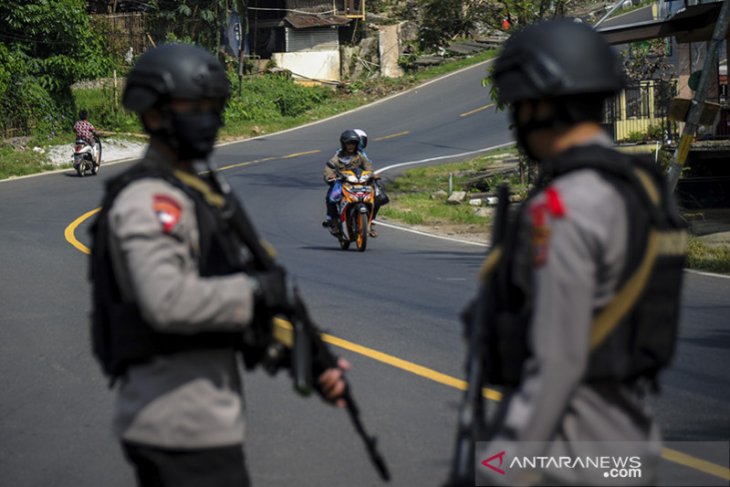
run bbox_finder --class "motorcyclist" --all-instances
[322,129,377,236]
[73,109,99,165]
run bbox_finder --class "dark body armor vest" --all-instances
[89,163,247,380]
[484,145,687,386]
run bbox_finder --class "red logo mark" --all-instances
[481,451,507,475]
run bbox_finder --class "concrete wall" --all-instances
[272,50,341,82]
[379,24,404,78]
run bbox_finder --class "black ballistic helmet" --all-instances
[492,20,625,104]
[340,129,360,150]
[122,43,230,112]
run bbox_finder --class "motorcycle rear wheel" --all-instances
[356,213,368,252]
[339,239,350,250]
[76,166,84,177]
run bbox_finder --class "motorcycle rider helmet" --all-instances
[340,129,361,152]
[492,19,624,105]
[79,109,89,120]
[122,43,231,159]
[353,128,368,150]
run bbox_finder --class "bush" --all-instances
[73,86,140,134]
[224,73,334,124]
[624,124,666,143]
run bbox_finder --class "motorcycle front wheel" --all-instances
[356,212,368,252]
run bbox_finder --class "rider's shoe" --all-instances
[323,218,338,234]
[369,222,378,238]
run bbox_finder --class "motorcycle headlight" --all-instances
[347,175,359,183]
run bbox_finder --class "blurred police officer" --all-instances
[89,43,348,487]
[471,20,687,485]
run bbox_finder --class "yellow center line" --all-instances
[64,208,100,254]
[283,149,321,159]
[322,332,502,401]
[460,103,494,117]
[661,447,730,481]
[63,160,729,481]
[218,156,277,172]
[374,131,410,141]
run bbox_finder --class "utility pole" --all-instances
[667,0,730,192]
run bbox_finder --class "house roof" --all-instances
[598,2,723,45]
[284,13,351,29]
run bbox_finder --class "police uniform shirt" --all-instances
[107,147,257,448]
[484,135,660,486]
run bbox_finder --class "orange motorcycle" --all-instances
[328,168,376,251]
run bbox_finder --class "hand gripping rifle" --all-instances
[445,184,510,487]
[204,164,391,482]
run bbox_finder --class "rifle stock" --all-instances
[445,184,510,487]
[205,165,391,482]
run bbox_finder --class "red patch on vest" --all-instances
[153,194,182,233]
[529,187,566,266]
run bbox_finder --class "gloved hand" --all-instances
[316,357,351,408]
[254,266,289,311]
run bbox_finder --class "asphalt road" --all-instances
[0,60,728,487]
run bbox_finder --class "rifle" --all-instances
[204,164,391,482]
[445,184,510,487]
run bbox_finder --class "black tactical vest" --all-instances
[483,145,687,386]
[89,162,248,381]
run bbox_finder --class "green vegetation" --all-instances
[623,124,666,143]
[379,146,520,227]
[0,145,60,180]
[687,236,730,274]
[0,0,113,137]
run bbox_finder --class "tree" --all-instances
[0,0,111,91]
[621,39,674,83]
[467,0,595,32]
[419,0,474,50]
[0,0,112,135]
[148,0,235,53]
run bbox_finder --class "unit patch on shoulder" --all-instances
[153,194,182,233]
[529,187,566,267]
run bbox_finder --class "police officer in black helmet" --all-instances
[467,20,687,486]
[89,43,349,486]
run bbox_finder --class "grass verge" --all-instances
[379,146,520,228]
[381,146,730,274]
[686,236,730,274]
[0,145,60,180]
